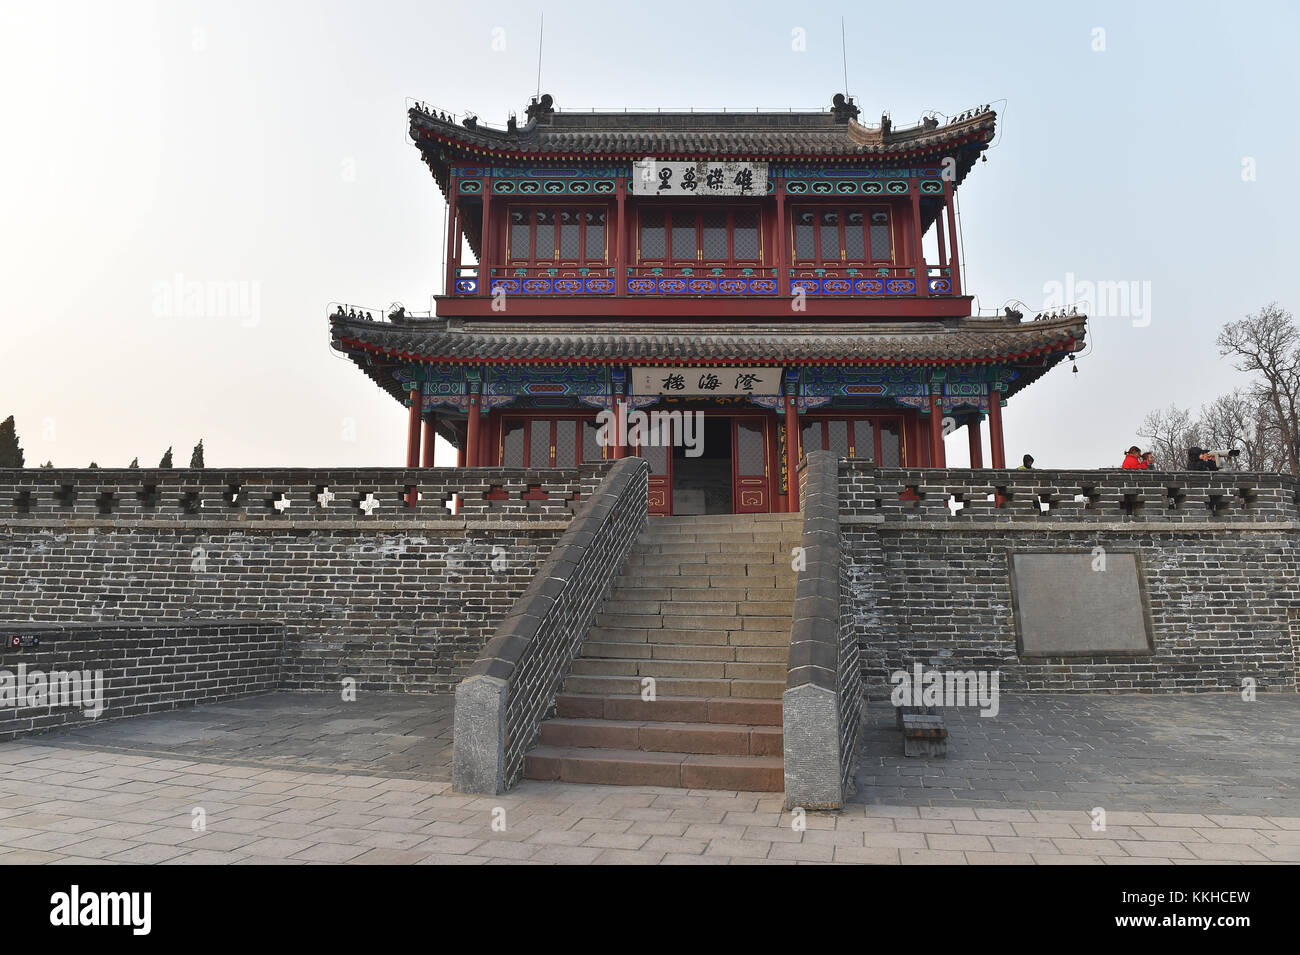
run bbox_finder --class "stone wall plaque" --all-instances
[1009,551,1154,657]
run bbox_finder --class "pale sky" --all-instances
[2,0,1296,469]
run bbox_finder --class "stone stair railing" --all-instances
[453,457,650,794]
[783,451,864,810]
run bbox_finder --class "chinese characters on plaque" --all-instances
[631,367,782,396]
[630,160,769,197]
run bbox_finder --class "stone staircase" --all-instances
[524,512,801,792]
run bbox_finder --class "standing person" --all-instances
[1122,446,1145,469]
[1017,454,1034,470]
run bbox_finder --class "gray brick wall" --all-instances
[0,466,607,693]
[840,463,1300,694]
[0,619,282,739]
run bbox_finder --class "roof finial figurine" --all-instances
[830,92,860,123]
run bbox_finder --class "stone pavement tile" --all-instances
[960,851,1035,865]
[524,829,590,847]
[167,849,244,865]
[592,849,668,864]
[65,837,146,859]
[529,845,603,864]
[1052,838,1126,855]
[832,846,901,864]
[0,848,67,863]
[1010,822,1077,838]
[1171,859,1243,865]
[1265,829,1300,844]
[6,830,93,852]
[1191,827,1275,846]
[289,843,370,863]
[802,829,866,847]
[926,834,992,852]
[1130,826,1208,843]
[861,831,927,849]
[1103,855,1173,865]
[582,832,650,851]
[704,838,772,859]
[682,823,751,841]
[1258,844,1300,862]
[3,813,104,834]
[895,818,956,833]
[613,807,676,823]
[665,809,727,824]
[661,852,729,864]
[1266,817,1300,830]
[414,835,485,855]
[834,816,898,832]
[952,820,1016,836]
[1114,840,1195,859]
[231,855,309,865]
[46,856,116,865]
[628,821,689,837]
[570,817,634,834]
[179,831,258,852]
[104,844,193,864]
[899,849,966,865]
[1069,824,1146,840]
[768,841,833,862]
[413,852,489,865]
[419,820,494,839]
[989,836,1060,854]
[1034,854,1101,865]
[918,807,979,820]
[1185,842,1269,862]
[1147,812,1216,827]
[642,835,708,855]
[862,805,921,818]
[238,836,319,858]
[762,826,808,843]
[1204,814,1277,829]
[473,840,542,861]
[721,812,782,826]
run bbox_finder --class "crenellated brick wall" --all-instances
[0,466,608,692]
[840,463,1300,694]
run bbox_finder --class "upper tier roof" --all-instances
[409,94,998,196]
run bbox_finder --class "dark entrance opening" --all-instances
[672,415,731,514]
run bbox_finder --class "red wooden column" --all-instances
[405,384,422,467]
[784,395,800,512]
[988,387,1006,468]
[477,177,492,296]
[945,187,962,296]
[615,177,627,297]
[928,392,947,468]
[967,413,984,469]
[911,181,926,294]
[422,411,437,467]
[612,398,625,459]
[465,386,481,467]
[455,423,466,467]
[444,176,459,294]
[775,179,789,299]
[935,201,947,277]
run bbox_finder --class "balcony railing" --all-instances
[451,263,956,297]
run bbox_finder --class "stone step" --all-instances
[523,746,784,791]
[554,693,783,726]
[583,627,789,648]
[649,513,802,526]
[636,533,802,547]
[582,642,786,663]
[569,658,787,681]
[626,552,784,567]
[606,586,794,603]
[562,674,785,699]
[538,718,782,756]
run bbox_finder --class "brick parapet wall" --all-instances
[840,462,1300,693]
[454,458,650,794]
[0,466,608,692]
[0,619,282,739]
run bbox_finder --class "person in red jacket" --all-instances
[1121,446,1146,469]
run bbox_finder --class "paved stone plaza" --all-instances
[0,691,1296,864]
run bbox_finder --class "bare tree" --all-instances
[1216,303,1300,475]
[1137,404,1199,469]
[1198,389,1280,472]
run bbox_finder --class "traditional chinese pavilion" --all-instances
[330,93,1086,515]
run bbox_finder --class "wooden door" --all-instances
[733,417,769,513]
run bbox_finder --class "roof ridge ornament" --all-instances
[526,93,555,124]
[830,92,860,123]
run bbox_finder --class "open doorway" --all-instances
[672,416,731,514]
